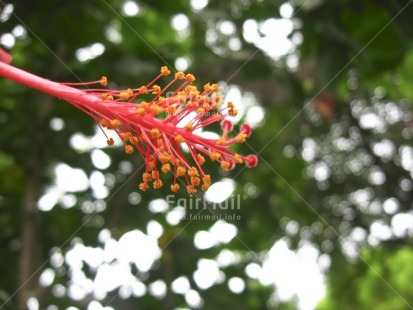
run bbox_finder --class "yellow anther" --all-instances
[161,66,171,76]
[186,185,197,194]
[175,71,185,80]
[120,91,130,100]
[235,133,247,143]
[234,154,243,163]
[161,163,171,173]
[139,182,149,191]
[151,105,163,115]
[110,119,121,129]
[197,154,205,165]
[143,172,152,182]
[139,86,148,94]
[202,175,211,185]
[151,128,161,139]
[176,166,186,177]
[119,132,131,141]
[185,74,195,84]
[136,107,146,116]
[125,145,134,154]
[147,157,156,171]
[175,134,185,143]
[202,175,211,191]
[188,167,199,177]
[151,170,159,179]
[209,150,221,161]
[153,179,163,189]
[100,119,109,127]
[167,106,177,115]
[204,83,219,92]
[130,136,138,144]
[107,138,114,146]
[100,76,107,86]
[152,85,161,94]
[213,93,222,103]
[157,139,164,148]
[221,161,231,171]
[101,93,109,99]
[216,138,226,146]
[198,95,207,104]
[186,123,194,131]
[159,152,171,163]
[191,176,201,186]
[171,183,180,192]
[228,108,238,117]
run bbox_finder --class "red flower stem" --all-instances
[0,61,110,118]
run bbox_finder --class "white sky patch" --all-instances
[171,14,190,31]
[76,43,105,63]
[185,289,203,308]
[260,239,325,310]
[194,220,237,250]
[87,300,114,310]
[216,249,239,268]
[391,213,413,238]
[228,277,245,294]
[70,133,94,153]
[39,268,55,287]
[246,105,265,128]
[171,276,191,294]
[59,193,77,209]
[118,230,161,272]
[245,262,261,279]
[0,3,14,22]
[359,112,386,133]
[49,117,65,131]
[12,24,27,38]
[148,280,167,299]
[90,171,109,199]
[194,230,216,250]
[171,13,191,40]
[0,32,15,48]
[146,220,164,239]
[121,0,140,16]
[38,187,62,211]
[280,2,294,18]
[243,17,295,61]
[193,259,224,290]
[62,229,160,301]
[175,56,191,71]
[55,163,88,192]
[91,149,111,170]
[210,220,237,244]
[190,0,208,11]
[205,178,236,203]
[148,198,169,213]
[166,206,186,225]
[370,221,393,241]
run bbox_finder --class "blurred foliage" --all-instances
[1,0,413,309]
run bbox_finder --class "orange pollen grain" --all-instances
[175,134,185,143]
[151,128,161,139]
[125,145,134,154]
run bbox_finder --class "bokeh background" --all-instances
[1,0,413,309]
